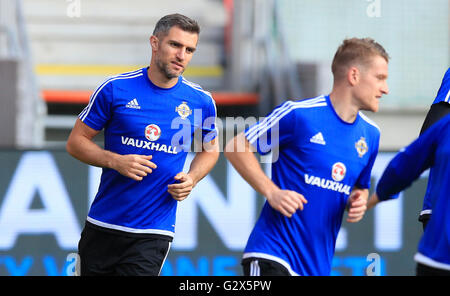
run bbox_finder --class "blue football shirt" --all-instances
[432,67,450,105]
[421,67,450,216]
[243,95,380,276]
[376,114,450,271]
[79,67,217,237]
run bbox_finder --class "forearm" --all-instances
[66,133,119,169]
[224,133,279,197]
[187,141,219,187]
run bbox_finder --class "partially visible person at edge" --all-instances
[417,67,450,230]
[368,113,450,276]
[224,38,389,276]
[66,13,219,276]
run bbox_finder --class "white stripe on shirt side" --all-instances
[358,112,380,131]
[414,252,450,271]
[86,216,174,237]
[80,72,143,120]
[79,69,143,119]
[444,89,450,103]
[181,77,218,138]
[246,102,327,144]
[181,77,213,98]
[245,96,325,141]
[419,209,432,216]
[79,73,143,121]
[246,96,325,136]
[246,101,327,144]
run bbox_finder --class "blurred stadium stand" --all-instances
[0,0,46,148]
[20,0,303,147]
[1,0,448,149]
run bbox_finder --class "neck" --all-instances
[329,87,359,123]
[147,64,179,88]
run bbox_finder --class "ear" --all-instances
[150,35,159,51]
[347,66,360,86]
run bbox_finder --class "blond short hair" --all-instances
[331,38,389,80]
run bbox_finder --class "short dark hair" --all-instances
[153,14,200,38]
[331,38,389,80]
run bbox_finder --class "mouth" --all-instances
[171,61,184,70]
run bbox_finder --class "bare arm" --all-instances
[224,132,307,218]
[167,137,220,201]
[66,118,156,181]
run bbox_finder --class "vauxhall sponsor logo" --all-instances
[121,136,178,154]
[304,174,351,195]
[304,162,351,195]
[121,124,178,154]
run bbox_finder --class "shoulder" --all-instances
[272,95,328,118]
[358,111,380,135]
[96,68,145,90]
[433,67,450,104]
[180,76,215,107]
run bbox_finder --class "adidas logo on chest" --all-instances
[310,132,326,145]
[126,98,141,109]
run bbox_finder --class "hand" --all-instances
[346,189,368,223]
[112,154,157,181]
[167,172,194,201]
[266,189,308,218]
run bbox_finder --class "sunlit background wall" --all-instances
[278,0,449,109]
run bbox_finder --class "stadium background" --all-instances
[0,0,448,276]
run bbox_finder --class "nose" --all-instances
[381,81,389,95]
[176,48,186,61]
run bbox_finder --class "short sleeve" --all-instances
[244,101,295,155]
[78,81,113,131]
[201,95,218,143]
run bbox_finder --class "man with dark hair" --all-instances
[224,37,389,276]
[66,13,219,276]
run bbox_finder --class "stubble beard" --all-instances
[156,59,184,80]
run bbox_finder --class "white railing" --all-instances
[0,0,46,148]
[228,0,303,115]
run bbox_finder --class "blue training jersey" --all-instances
[376,114,450,270]
[421,67,450,215]
[432,67,450,105]
[79,67,217,237]
[243,95,380,276]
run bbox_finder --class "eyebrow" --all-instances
[169,40,196,52]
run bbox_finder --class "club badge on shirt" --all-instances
[355,137,368,158]
[175,101,192,120]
